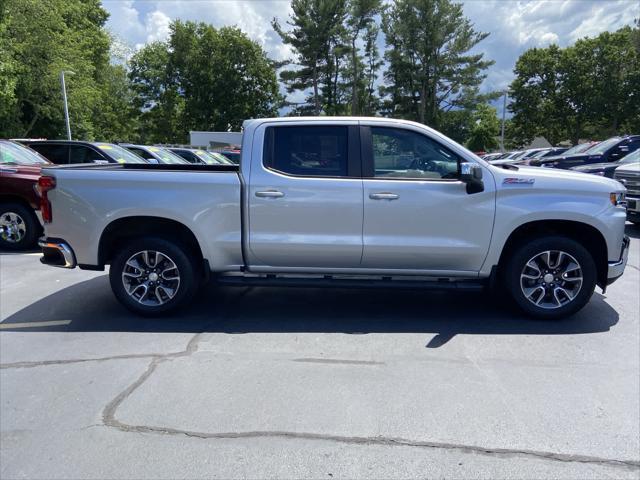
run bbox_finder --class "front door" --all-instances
[248,123,363,269]
[360,125,495,273]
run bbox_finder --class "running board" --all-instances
[214,275,485,291]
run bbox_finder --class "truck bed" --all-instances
[41,162,243,270]
[43,163,239,173]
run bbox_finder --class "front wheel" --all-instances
[109,237,199,316]
[504,236,597,319]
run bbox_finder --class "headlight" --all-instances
[610,192,626,207]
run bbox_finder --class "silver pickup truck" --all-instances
[38,117,630,319]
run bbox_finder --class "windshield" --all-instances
[621,149,640,164]
[147,146,188,164]
[207,151,234,165]
[95,143,147,163]
[0,141,50,165]
[193,150,224,165]
[585,137,621,156]
[531,149,550,158]
[562,143,593,156]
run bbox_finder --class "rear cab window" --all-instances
[264,126,350,177]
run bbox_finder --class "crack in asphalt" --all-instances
[100,332,640,472]
[0,353,162,370]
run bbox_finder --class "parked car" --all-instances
[528,142,599,166]
[0,140,51,249]
[481,153,503,162]
[218,149,241,164]
[21,140,148,164]
[613,160,640,225]
[37,117,629,319]
[490,148,549,166]
[527,147,569,160]
[534,136,640,169]
[168,148,233,165]
[121,144,188,164]
[571,148,640,178]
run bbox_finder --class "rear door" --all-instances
[360,124,496,273]
[247,122,363,269]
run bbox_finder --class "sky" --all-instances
[103,0,640,113]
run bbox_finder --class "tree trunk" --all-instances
[22,110,39,138]
[419,82,427,124]
[351,35,358,115]
[312,63,320,115]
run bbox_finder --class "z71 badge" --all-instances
[503,177,535,185]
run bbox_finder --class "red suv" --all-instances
[0,140,51,249]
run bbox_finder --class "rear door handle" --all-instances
[255,190,284,198]
[369,192,399,200]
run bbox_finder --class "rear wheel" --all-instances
[504,236,597,319]
[109,237,199,316]
[0,203,39,250]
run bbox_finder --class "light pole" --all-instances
[500,90,508,153]
[60,70,75,140]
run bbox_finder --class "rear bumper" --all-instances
[38,238,77,268]
[606,236,630,285]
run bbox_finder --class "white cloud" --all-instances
[104,0,145,44]
[145,10,172,44]
[103,0,639,109]
[569,1,638,41]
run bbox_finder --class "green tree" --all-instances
[272,0,348,115]
[129,22,281,141]
[0,0,128,140]
[509,46,567,145]
[509,25,640,145]
[128,41,185,143]
[171,22,281,131]
[380,0,494,128]
[466,103,499,152]
[345,0,382,115]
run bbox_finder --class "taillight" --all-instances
[37,176,56,223]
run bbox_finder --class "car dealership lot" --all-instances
[1,227,639,479]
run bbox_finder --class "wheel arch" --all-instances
[0,194,37,212]
[98,216,204,267]
[497,220,608,288]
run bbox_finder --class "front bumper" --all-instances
[39,238,77,268]
[606,236,630,285]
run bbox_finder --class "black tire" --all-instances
[504,235,597,320]
[109,236,200,316]
[0,202,40,250]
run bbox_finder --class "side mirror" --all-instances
[460,162,484,194]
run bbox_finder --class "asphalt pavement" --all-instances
[1,225,639,479]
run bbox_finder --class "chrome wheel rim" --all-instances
[121,250,181,307]
[0,212,27,244]
[520,250,583,310]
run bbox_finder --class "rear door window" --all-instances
[264,126,349,177]
[69,145,104,164]
[29,144,69,164]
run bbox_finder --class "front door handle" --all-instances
[369,192,399,200]
[255,190,284,198]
